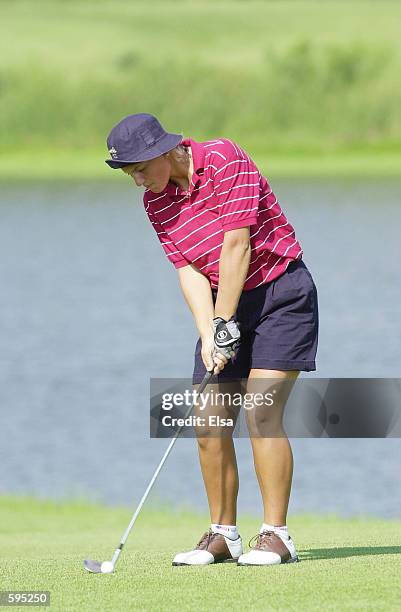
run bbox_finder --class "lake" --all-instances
[0,179,400,518]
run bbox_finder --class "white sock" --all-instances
[260,523,289,541]
[211,523,239,540]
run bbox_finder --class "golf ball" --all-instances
[101,561,114,574]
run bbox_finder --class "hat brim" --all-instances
[105,133,183,169]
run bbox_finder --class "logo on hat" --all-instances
[109,147,118,159]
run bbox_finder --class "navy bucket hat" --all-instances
[105,113,182,169]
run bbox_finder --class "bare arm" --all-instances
[214,227,251,320]
[177,264,227,374]
[177,264,214,338]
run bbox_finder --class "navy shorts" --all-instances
[193,259,319,384]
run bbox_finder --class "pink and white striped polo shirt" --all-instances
[143,138,303,291]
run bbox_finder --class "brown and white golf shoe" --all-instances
[237,530,299,566]
[172,529,243,566]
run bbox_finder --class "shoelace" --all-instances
[196,529,219,550]
[248,530,276,550]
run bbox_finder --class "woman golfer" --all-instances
[105,113,318,566]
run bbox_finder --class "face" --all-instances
[121,155,171,193]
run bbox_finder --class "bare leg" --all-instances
[194,382,241,525]
[245,370,299,526]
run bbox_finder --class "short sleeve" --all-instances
[213,151,260,233]
[160,239,189,269]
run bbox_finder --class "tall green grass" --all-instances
[1,40,399,153]
[1,1,400,178]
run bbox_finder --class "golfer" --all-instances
[105,113,319,566]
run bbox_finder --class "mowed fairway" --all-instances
[0,497,400,611]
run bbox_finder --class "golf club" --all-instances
[83,368,214,574]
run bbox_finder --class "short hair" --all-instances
[169,143,189,162]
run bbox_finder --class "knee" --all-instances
[197,434,233,453]
[246,409,284,437]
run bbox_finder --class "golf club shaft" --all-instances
[111,369,214,567]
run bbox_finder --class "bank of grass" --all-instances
[1,1,401,180]
[2,147,401,182]
[0,496,400,611]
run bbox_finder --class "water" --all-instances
[0,179,400,518]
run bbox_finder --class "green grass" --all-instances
[0,496,400,611]
[1,1,401,180]
[2,147,401,182]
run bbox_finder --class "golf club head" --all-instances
[83,559,114,574]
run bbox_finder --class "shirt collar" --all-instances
[181,138,205,180]
[159,138,205,199]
